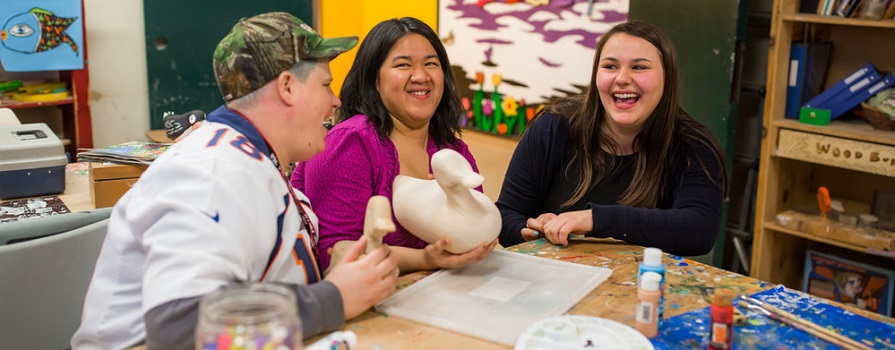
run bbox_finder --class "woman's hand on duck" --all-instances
[424,237,498,269]
[541,210,593,246]
[522,213,556,241]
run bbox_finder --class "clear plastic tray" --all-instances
[375,249,612,345]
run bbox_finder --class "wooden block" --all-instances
[776,129,895,177]
[776,210,805,230]
[90,162,147,180]
[90,177,139,208]
[831,226,895,251]
[89,162,146,208]
[801,217,831,238]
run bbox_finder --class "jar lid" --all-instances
[713,288,734,307]
[640,271,661,291]
[643,247,662,267]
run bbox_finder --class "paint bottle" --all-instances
[635,271,662,338]
[638,247,665,321]
[708,288,734,350]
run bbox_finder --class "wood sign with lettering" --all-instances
[776,128,895,177]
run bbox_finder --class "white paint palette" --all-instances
[515,316,655,350]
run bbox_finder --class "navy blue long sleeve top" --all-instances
[495,113,726,256]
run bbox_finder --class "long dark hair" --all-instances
[546,20,726,208]
[338,17,463,146]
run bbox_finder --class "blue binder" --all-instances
[829,73,895,119]
[802,63,879,110]
[817,73,882,112]
[785,41,832,118]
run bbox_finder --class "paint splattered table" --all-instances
[333,238,895,349]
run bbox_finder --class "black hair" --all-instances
[338,17,463,146]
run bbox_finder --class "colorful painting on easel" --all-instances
[0,0,84,72]
[438,0,627,136]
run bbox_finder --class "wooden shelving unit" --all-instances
[1,97,75,109]
[750,0,895,289]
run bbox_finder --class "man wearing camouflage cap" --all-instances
[72,12,399,349]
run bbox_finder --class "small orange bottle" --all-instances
[635,271,662,338]
[708,288,734,350]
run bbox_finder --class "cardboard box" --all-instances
[803,249,895,316]
[89,162,147,208]
[0,123,67,199]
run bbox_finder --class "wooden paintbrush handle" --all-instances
[758,301,872,350]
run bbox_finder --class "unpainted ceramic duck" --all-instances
[328,195,395,271]
[392,149,500,254]
[362,195,395,253]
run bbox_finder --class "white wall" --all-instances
[84,0,150,148]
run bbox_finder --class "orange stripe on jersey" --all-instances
[291,235,310,282]
[292,233,321,282]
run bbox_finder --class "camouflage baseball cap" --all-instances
[213,12,358,101]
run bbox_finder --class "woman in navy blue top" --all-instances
[496,21,726,256]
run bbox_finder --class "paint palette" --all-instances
[515,316,654,350]
[376,250,611,346]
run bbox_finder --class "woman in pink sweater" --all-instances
[291,17,497,273]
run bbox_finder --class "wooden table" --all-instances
[330,239,763,349]
[122,234,894,350]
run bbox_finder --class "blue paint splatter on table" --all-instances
[651,285,895,349]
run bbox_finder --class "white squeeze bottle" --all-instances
[638,247,665,322]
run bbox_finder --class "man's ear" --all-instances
[276,71,298,105]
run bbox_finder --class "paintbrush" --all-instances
[738,296,873,350]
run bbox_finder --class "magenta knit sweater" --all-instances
[290,115,480,270]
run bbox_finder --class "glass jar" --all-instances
[195,283,301,350]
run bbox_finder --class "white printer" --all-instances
[0,122,67,200]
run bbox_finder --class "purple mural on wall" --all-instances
[439,0,628,135]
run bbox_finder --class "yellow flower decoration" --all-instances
[502,97,519,117]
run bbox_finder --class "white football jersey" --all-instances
[72,108,320,349]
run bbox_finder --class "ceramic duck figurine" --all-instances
[392,149,500,254]
[363,195,395,253]
[329,196,395,270]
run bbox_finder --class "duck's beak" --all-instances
[462,173,485,188]
[1,30,6,41]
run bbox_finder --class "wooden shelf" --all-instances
[750,0,895,295]
[763,222,895,259]
[772,118,895,146]
[783,13,895,28]
[0,97,75,110]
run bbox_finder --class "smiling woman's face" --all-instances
[376,33,444,129]
[596,33,665,134]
